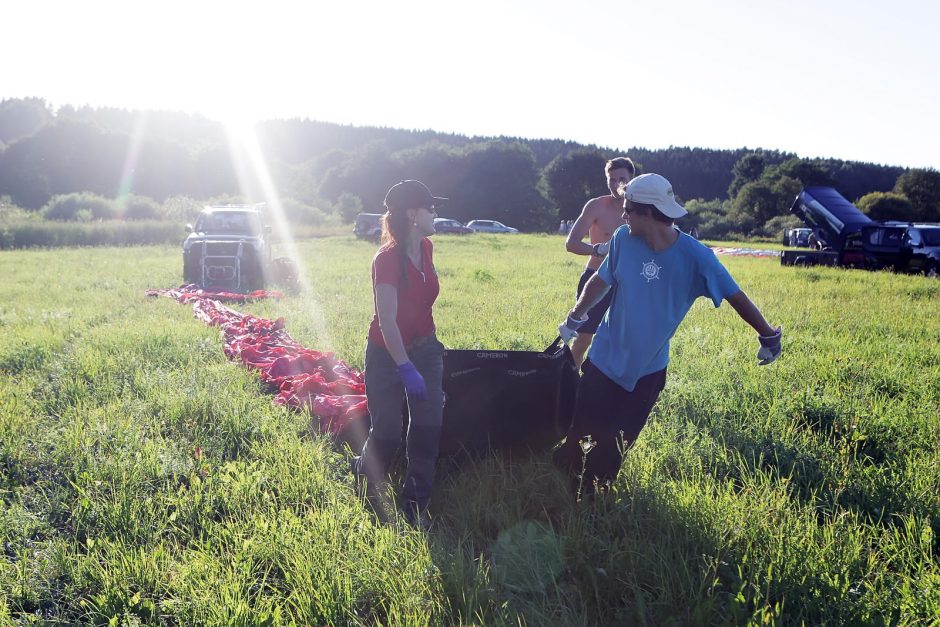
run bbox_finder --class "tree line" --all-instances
[1,97,937,238]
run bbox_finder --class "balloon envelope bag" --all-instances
[439,337,579,455]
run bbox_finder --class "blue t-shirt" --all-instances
[589,227,740,391]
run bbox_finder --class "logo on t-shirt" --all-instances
[640,259,662,282]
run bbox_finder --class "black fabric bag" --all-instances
[439,337,579,455]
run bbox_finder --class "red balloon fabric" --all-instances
[147,285,368,434]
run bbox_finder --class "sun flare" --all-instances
[220,116,336,350]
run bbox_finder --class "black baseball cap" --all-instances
[383,180,447,211]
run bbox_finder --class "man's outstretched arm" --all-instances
[726,290,776,336]
[559,273,611,342]
[726,290,782,365]
[572,273,610,319]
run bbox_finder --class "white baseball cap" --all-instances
[624,173,687,219]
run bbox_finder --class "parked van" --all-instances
[783,227,813,247]
[354,213,383,241]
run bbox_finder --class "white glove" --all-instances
[592,242,609,257]
[757,326,782,366]
[559,313,587,343]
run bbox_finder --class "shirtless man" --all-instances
[565,157,636,367]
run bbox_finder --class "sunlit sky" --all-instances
[4,0,939,169]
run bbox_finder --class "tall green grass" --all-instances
[1,235,937,624]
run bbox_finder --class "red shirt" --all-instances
[368,238,439,349]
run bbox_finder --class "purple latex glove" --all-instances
[397,361,427,401]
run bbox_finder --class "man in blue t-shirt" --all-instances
[555,173,782,496]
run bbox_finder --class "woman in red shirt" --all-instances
[354,180,447,529]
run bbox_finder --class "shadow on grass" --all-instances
[417,409,928,626]
[423,448,780,625]
[322,397,926,624]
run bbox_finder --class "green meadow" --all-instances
[1,234,938,625]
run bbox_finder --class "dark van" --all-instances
[354,213,383,241]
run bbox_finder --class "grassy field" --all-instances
[1,234,938,625]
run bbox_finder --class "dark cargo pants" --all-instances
[356,335,445,513]
[553,360,666,493]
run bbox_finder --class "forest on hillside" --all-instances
[1,97,937,238]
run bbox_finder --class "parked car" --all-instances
[466,219,519,234]
[433,218,474,234]
[354,213,384,241]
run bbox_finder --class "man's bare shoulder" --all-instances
[584,194,623,216]
[582,195,618,214]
